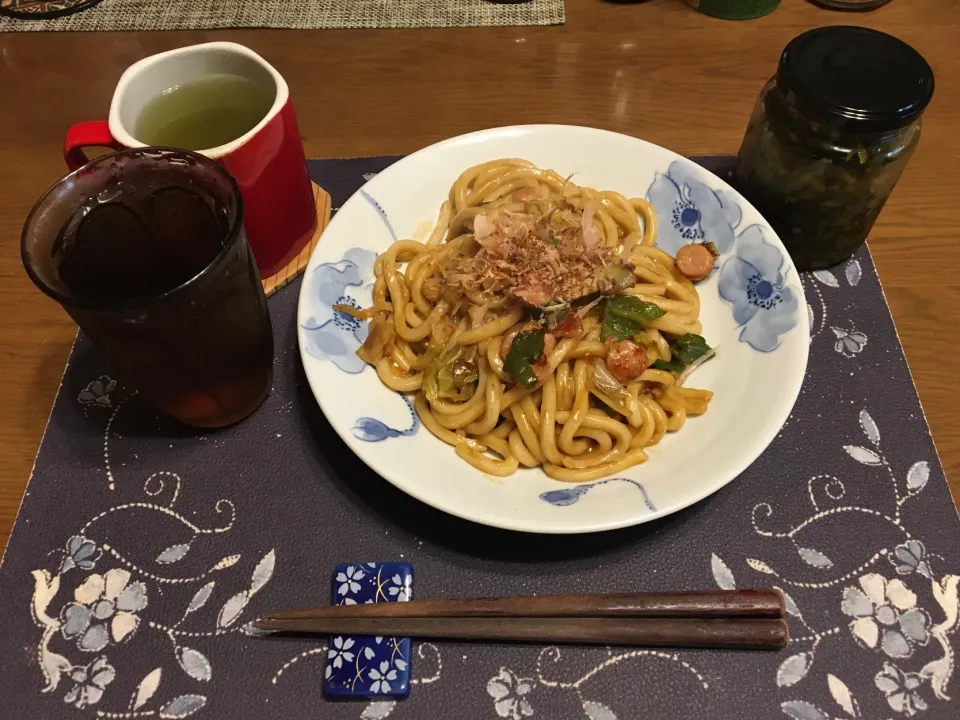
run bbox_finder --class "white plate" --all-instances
[297,125,809,534]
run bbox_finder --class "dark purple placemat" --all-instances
[1,156,958,720]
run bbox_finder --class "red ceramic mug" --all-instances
[64,42,317,279]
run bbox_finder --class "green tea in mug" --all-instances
[134,74,274,151]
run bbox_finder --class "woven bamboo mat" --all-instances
[0,0,564,32]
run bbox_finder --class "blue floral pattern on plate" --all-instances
[718,225,799,352]
[303,245,420,441]
[360,189,398,242]
[353,395,419,442]
[540,478,656,511]
[647,160,742,255]
[324,562,413,699]
[646,161,801,353]
[301,248,378,374]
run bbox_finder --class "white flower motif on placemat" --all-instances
[889,540,933,580]
[803,259,864,344]
[487,667,535,719]
[842,574,930,658]
[831,325,867,358]
[63,656,115,708]
[711,408,960,717]
[29,418,277,718]
[60,568,148,652]
[60,536,101,574]
[78,376,116,407]
[875,662,928,715]
[484,646,707,719]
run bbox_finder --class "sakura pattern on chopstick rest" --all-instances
[324,562,413,699]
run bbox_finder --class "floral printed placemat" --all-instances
[0,155,957,720]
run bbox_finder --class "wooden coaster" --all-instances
[262,182,332,298]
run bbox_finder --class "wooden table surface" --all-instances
[0,0,957,552]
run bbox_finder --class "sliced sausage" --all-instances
[606,339,649,383]
[676,243,716,281]
[500,328,521,361]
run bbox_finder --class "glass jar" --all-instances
[735,26,934,270]
[688,0,780,19]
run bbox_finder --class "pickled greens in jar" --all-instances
[734,27,934,270]
[735,81,920,270]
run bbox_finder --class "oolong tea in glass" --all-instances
[22,147,274,428]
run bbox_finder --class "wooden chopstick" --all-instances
[257,590,784,622]
[251,591,788,650]
[251,616,789,650]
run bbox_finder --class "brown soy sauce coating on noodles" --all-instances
[341,160,714,480]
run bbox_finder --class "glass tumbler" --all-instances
[22,147,274,428]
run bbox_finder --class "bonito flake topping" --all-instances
[442,202,636,308]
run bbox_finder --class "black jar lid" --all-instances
[777,26,935,132]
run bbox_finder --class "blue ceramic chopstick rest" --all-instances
[324,562,413,698]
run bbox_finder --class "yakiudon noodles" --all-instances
[335,159,719,481]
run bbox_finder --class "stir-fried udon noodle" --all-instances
[336,159,718,481]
